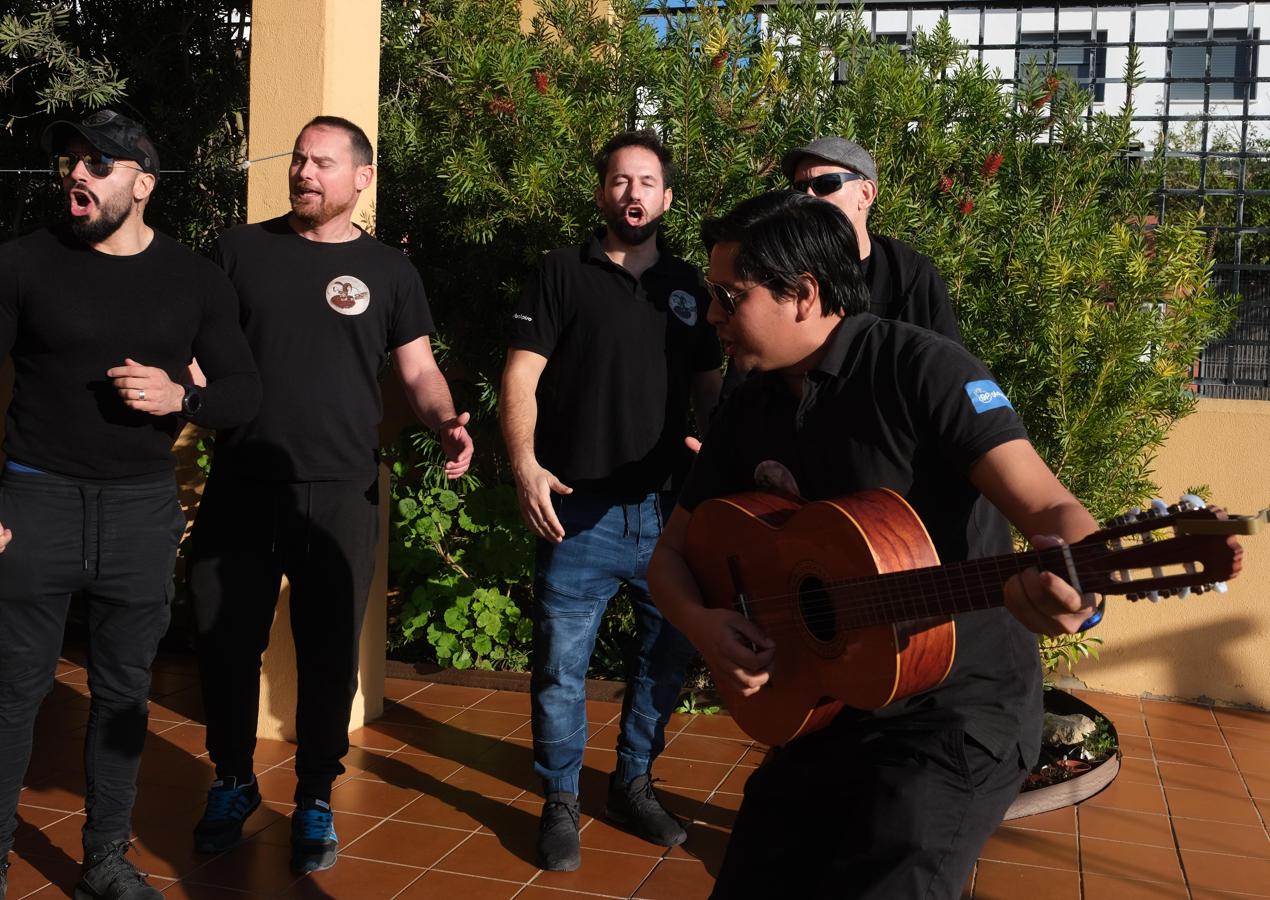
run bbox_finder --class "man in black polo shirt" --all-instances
[500,130,721,871]
[649,191,1099,899]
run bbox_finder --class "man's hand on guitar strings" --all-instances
[691,607,777,697]
[1005,534,1099,636]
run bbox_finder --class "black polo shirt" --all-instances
[679,313,1042,762]
[509,230,721,500]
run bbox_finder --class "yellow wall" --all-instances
[1068,399,1270,709]
[245,0,380,230]
[245,0,386,739]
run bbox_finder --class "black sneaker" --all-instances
[74,840,161,900]
[290,798,338,874]
[194,775,262,853]
[537,792,581,871]
[605,772,687,847]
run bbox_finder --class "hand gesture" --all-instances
[1005,534,1099,636]
[693,607,776,697]
[513,461,572,542]
[440,412,474,479]
[106,358,182,416]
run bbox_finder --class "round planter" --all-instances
[1003,688,1121,820]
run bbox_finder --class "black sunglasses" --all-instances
[54,151,142,179]
[704,277,775,316]
[791,171,867,197]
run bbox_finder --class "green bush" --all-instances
[378,0,1234,669]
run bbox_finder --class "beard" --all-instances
[66,187,131,244]
[602,205,662,246]
[290,187,354,228]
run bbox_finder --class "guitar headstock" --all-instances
[1071,495,1258,601]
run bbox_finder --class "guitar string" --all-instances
[703,550,1218,633]
[709,533,1216,611]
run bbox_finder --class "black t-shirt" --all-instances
[211,216,435,482]
[509,231,722,499]
[679,313,1042,762]
[0,225,260,480]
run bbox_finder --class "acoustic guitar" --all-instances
[682,489,1261,747]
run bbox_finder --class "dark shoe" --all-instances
[194,775,262,853]
[290,798,338,874]
[605,772,687,847]
[537,792,581,871]
[74,840,161,900]
[1,858,9,900]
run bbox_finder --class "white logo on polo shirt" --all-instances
[326,275,370,316]
[669,290,697,326]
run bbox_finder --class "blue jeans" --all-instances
[530,491,697,795]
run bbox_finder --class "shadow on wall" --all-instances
[1072,616,1263,706]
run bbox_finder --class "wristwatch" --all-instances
[180,384,203,419]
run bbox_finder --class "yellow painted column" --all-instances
[245,0,386,740]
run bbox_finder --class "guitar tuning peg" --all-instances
[1158,588,1173,599]
[1180,493,1206,509]
[1193,584,1208,595]
[1126,591,1140,602]
[1213,581,1229,594]
[1178,586,1191,599]
[1150,499,1169,516]
[1147,590,1162,603]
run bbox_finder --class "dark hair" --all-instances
[593,129,675,188]
[302,115,374,166]
[700,191,870,318]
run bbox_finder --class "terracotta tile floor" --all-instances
[9,652,1270,898]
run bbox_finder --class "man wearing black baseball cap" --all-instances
[0,109,260,900]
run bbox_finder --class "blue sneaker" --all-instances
[193,776,262,853]
[290,798,338,874]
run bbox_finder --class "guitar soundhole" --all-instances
[798,576,836,643]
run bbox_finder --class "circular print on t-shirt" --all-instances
[326,275,371,316]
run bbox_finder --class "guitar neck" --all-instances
[835,546,1060,629]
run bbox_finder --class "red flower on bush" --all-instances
[958,197,975,215]
[1046,75,1061,94]
[534,72,549,95]
[938,174,954,193]
[488,95,516,116]
[711,50,729,70]
[981,151,1003,179]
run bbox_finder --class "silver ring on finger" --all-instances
[138,388,146,401]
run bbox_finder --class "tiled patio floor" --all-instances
[9,652,1270,898]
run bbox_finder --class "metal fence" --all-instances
[649,0,1270,398]
[846,0,1270,398]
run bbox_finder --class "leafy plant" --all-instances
[377,0,1233,669]
[675,691,722,716]
[1038,631,1104,684]
[388,436,535,670]
[1081,715,1118,759]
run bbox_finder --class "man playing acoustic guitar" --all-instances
[649,191,1101,899]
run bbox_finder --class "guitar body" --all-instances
[683,489,956,747]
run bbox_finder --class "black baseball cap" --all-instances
[41,109,160,176]
[780,136,878,184]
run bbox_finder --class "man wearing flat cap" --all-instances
[781,135,961,341]
[0,109,260,900]
[716,137,962,409]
